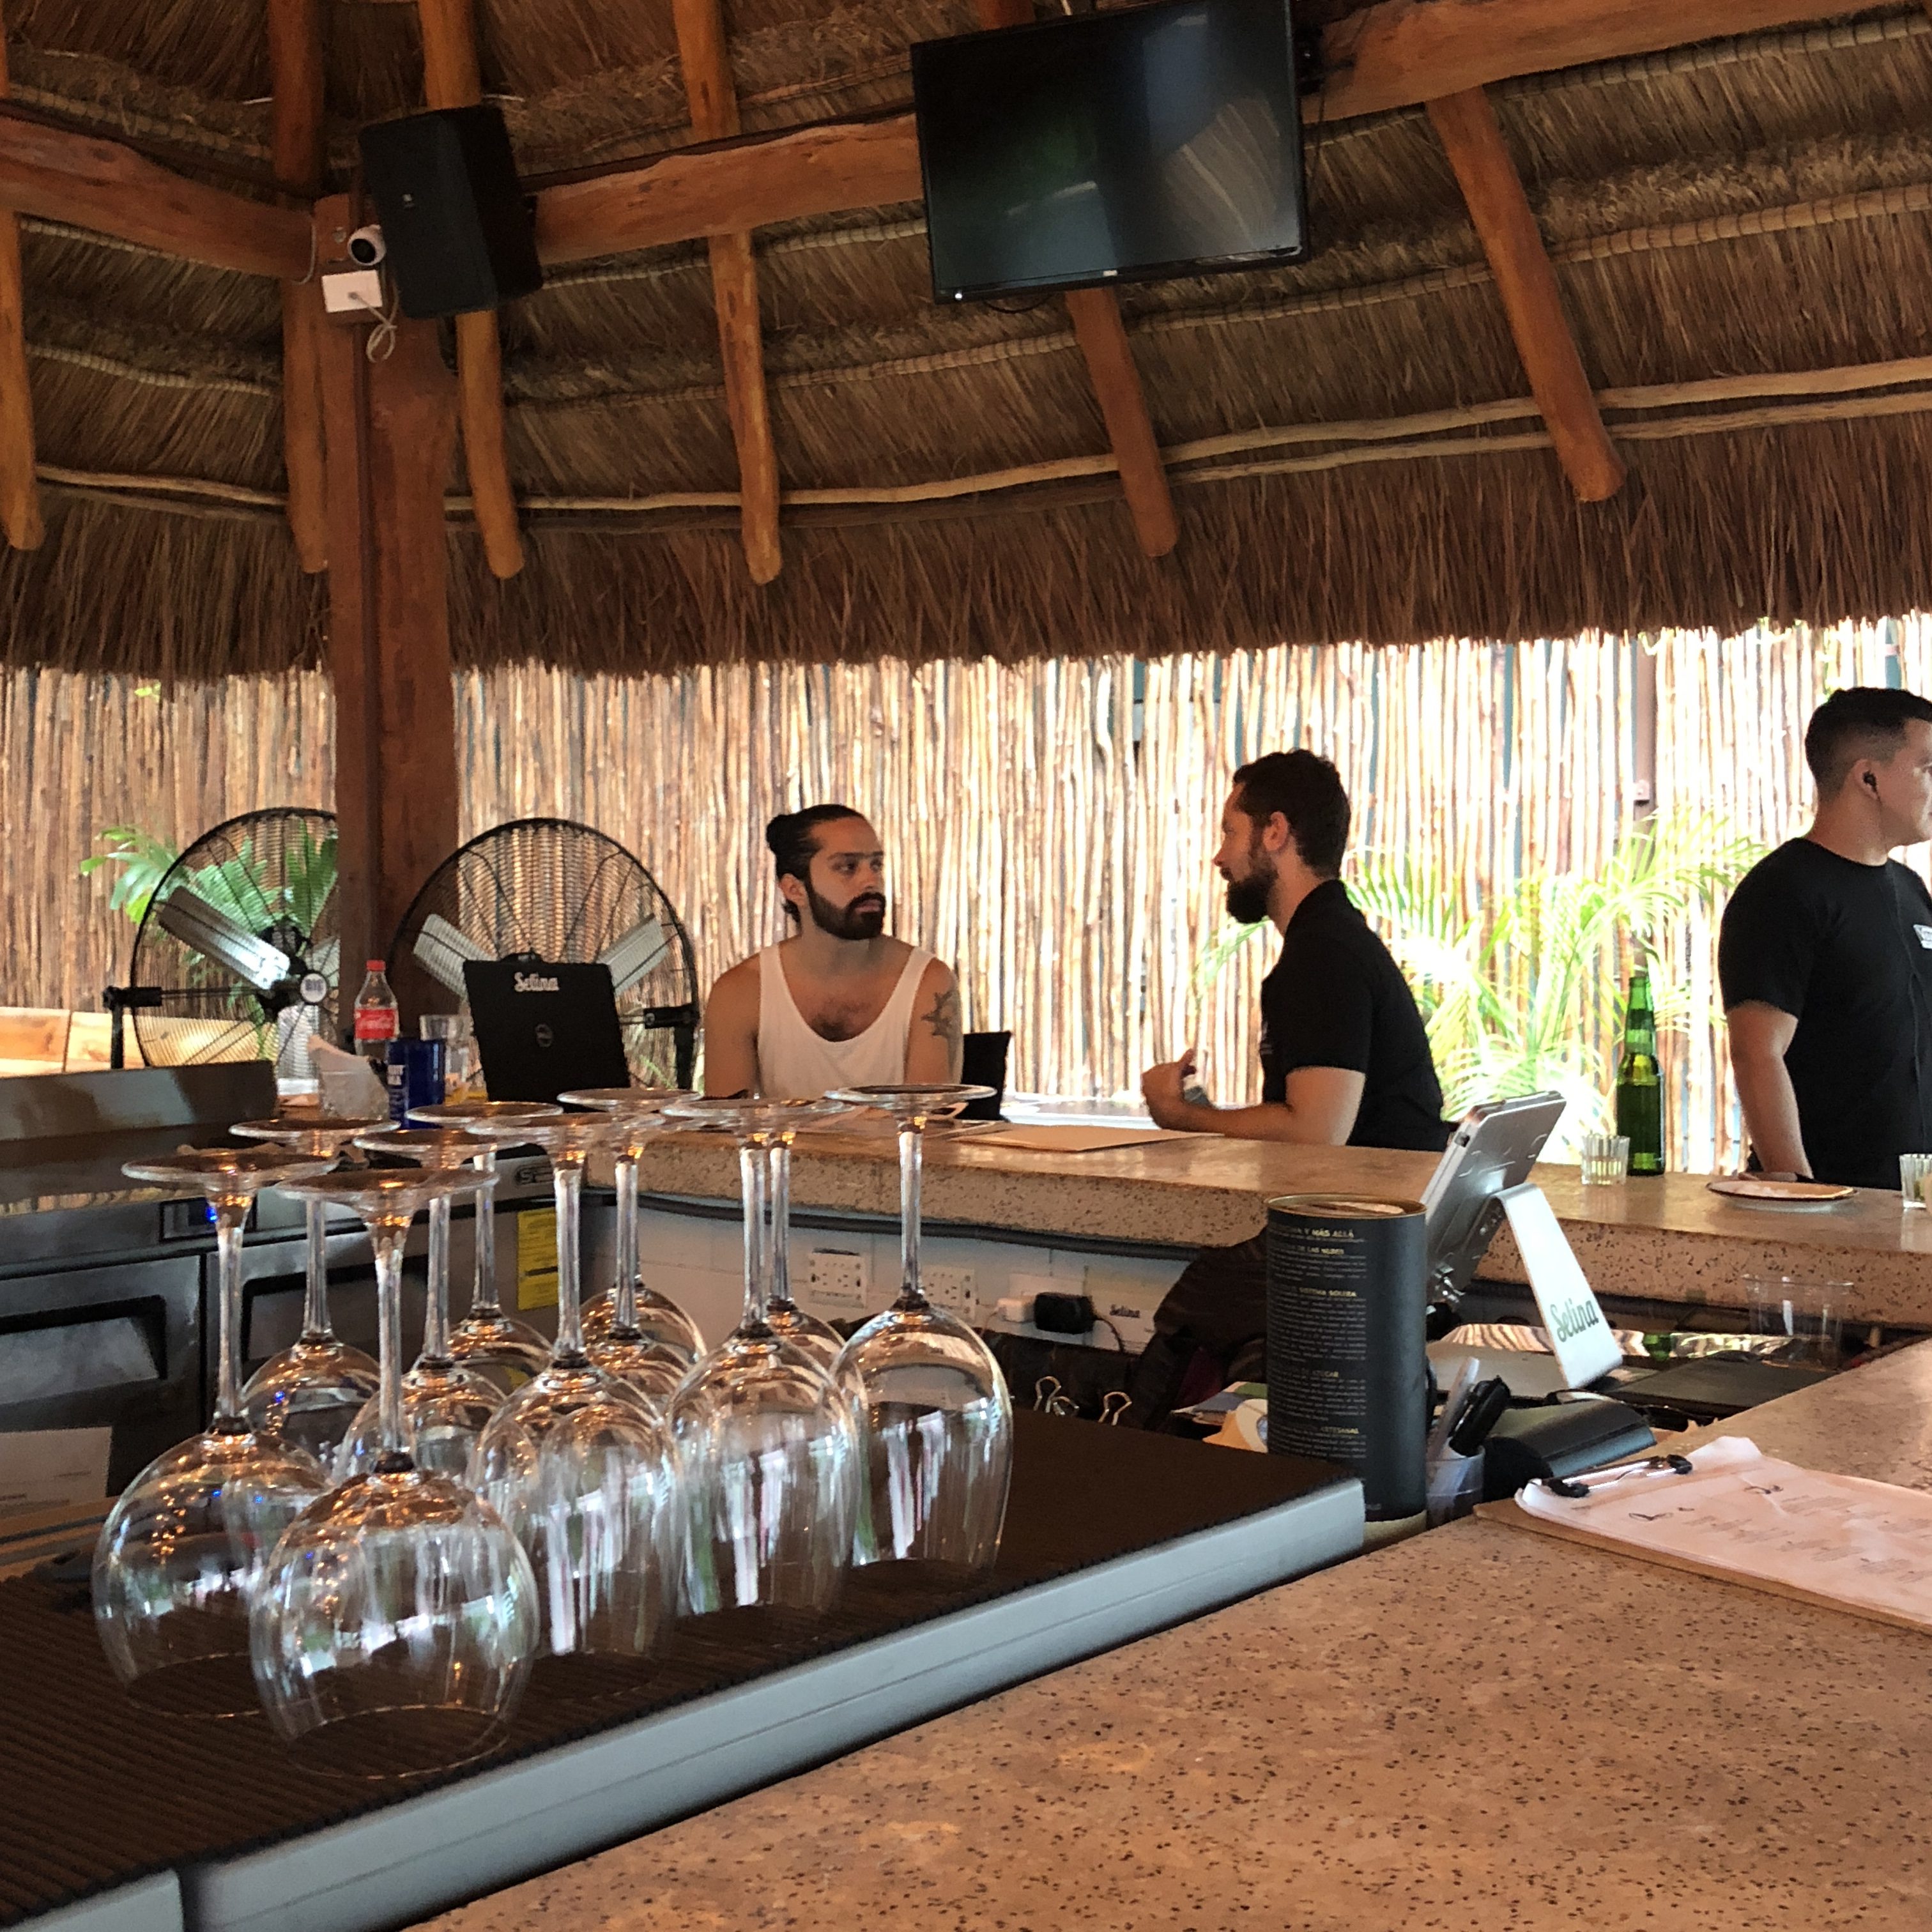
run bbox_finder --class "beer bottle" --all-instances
[1614,966,1664,1176]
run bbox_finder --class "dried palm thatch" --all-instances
[1,2,1931,675]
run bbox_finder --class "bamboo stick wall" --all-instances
[11,620,1925,1170]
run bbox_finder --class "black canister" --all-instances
[1266,1193,1427,1524]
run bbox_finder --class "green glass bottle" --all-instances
[1615,966,1664,1176]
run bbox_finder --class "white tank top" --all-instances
[754,944,933,1101]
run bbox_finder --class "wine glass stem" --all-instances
[371,1220,411,1461]
[767,1139,793,1307]
[213,1199,248,1429]
[301,1197,331,1341]
[425,1194,452,1361]
[553,1157,585,1358]
[470,1147,501,1315]
[614,1153,640,1330]
[900,1119,924,1303]
[739,1139,770,1326]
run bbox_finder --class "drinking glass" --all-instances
[250,1167,539,1778]
[334,1128,507,1478]
[230,1114,389,1464]
[1744,1274,1851,1370]
[825,1084,1013,1571]
[407,1098,561,1392]
[1899,1153,1932,1209]
[660,1097,861,1617]
[558,1086,706,1387]
[464,1112,677,1697]
[93,1146,339,1717]
[1580,1133,1630,1188]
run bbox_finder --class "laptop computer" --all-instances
[463,960,631,1103]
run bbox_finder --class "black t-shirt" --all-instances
[1717,838,1932,1188]
[1259,879,1449,1153]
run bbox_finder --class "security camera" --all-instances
[346,224,387,267]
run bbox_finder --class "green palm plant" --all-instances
[1193,814,1763,1155]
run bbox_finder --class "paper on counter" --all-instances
[1517,1436,1932,1629]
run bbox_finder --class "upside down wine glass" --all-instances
[661,1097,861,1618]
[763,1129,850,1374]
[465,1112,676,1698]
[826,1085,1013,1570]
[94,1146,338,1717]
[230,1114,389,1466]
[250,1169,539,1778]
[559,1086,706,1379]
[407,1099,559,1392]
[334,1128,508,1480]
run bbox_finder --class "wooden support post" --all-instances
[417,0,523,578]
[1426,86,1624,502]
[315,196,460,992]
[269,0,326,572]
[972,0,1176,558]
[0,6,41,551]
[672,0,782,583]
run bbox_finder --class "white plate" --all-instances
[1706,1177,1854,1210]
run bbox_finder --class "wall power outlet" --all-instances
[923,1265,977,1322]
[806,1248,867,1317]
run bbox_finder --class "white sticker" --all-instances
[1498,1183,1623,1389]
[1915,923,1932,950]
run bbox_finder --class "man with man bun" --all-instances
[702,804,964,1100]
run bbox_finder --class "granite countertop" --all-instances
[416,1346,1932,1932]
[631,1128,1932,1325]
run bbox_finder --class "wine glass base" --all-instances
[119,1647,264,1721]
[279,1702,512,1781]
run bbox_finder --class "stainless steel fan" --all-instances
[387,817,699,1087]
[127,808,339,1068]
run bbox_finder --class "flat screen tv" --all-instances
[911,0,1307,304]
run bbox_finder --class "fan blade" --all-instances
[599,917,670,997]
[308,935,340,989]
[413,913,494,997]
[156,888,291,994]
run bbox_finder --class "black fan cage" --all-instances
[128,808,340,1068]
[387,817,699,1087]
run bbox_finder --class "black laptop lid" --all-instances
[463,960,630,1102]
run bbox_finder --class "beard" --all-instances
[808,879,887,940]
[1223,840,1275,926]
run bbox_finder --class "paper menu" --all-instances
[1516,1436,1932,1630]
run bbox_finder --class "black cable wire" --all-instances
[1096,1314,1130,1353]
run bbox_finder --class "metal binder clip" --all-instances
[1034,1376,1075,1415]
[1100,1391,1131,1427]
[1540,1452,1694,1500]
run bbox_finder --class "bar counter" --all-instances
[417,1342,1932,1932]
[631,1126,1932,1326]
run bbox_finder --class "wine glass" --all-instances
[250,1169,539,1778]
[824,1084,1013,1572]
[463,1112,677,1698]
[660,1097,861,1618]
[558,1085,703,1404]
[334,1128,507,1479]
[230,1113,389,1465]
[763,1131,849,1374]
[93,1145,339,1718]
[406,1099,560,1393]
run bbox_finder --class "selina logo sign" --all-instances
[513,972,560,993]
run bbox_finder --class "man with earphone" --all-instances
[1720,685,1932,1188]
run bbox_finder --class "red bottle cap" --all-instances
[365,959,385,972]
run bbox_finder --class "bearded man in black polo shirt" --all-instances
[1720,686,1932,1190]
[1129,750,1447,1426]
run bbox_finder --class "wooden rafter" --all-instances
[972,0,1174,558]
[672,0,781,583]
[268,0,326,572]
[417,0,523,578]
[1427,87,1623,502]
[0,5,40,550]
[533,0,1862,264]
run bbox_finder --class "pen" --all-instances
[1425,1357,1482,1463]
[1447,1377,1511,1456]
[1540,1452,1694,1499]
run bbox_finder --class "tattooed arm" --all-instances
[907,958,965,1083]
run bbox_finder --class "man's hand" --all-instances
[1142,1051,1200,1130]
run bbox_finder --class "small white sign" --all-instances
[0,1427,112,1516]
[1498,1183,1623,1389]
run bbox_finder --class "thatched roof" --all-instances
[3,0,1931,677]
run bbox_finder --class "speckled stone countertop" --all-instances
[630,1128,1932,1325]
[415,1344,1932,1932]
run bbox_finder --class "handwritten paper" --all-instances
[1517,1436,1932,1628]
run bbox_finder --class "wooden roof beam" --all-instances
[672,0,781,583]
[268,0,326,572]
[417,0,523,579]
[0,6,41,551]
[533,0,1860,263]
[1427,86,1623,502]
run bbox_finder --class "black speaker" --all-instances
[358,105,542,319]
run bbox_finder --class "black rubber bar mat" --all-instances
[0,1412,1346,1926]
